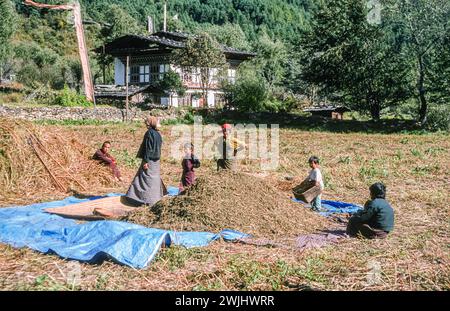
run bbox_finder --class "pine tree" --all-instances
[299,0,412,120]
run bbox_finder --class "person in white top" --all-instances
[307,156,324,211]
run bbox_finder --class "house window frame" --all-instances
[129,65,140,84]
[139,65,150,83]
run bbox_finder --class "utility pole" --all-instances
[23,0,96,106]
[147,16,154,34]
[125,56,130,122]
[163,1,167,32]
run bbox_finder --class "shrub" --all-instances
[224,75,270,112]
[425,105,450,132]
[54,86,92,107]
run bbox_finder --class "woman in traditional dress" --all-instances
[125,116,163,206]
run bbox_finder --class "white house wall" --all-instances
[114,58,125,85]
[207,91,215,107]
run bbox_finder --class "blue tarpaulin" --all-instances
[292,198,363,217]
[0,193,248,269]
[167,186,180,196]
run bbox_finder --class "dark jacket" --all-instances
[137,128,162,162]
[350,198,394,232]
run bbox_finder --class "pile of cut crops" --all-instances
[124,171,330,237]
[0,118,115,204]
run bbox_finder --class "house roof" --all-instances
[303,105,350,113]
[94,84,163,99]
[100,31,256,60]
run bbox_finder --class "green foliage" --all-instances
[201,23,250,50]
[424,105,450,132]
[224,74,269,112]
[251,32,288,90]
[300,0,413,120]
[224,68,297,113]
[389,0,450,123]
[154,69,186,96]
[0,0,17,81]
[54,86,92,107]
[101,4,142,40]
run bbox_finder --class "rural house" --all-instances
[303,105,351,120]
[95,31,255,107]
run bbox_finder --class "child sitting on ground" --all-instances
[346,182,394,239]
[304,156,324,211]
[179,143,201,192]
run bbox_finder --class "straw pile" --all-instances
[124,171,329,236]
[0,118,115,203]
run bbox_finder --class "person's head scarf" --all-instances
[145,116,159,130]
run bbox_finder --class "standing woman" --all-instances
[125,116,163,206]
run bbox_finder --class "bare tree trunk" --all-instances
[368,95,381,121]
[417,55,427,124]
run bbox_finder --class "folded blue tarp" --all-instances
[0,193,248,269]
[167,186,180,196]
[293,198,362,217]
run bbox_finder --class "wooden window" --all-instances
[139,65,150,83]
[129,66,140,84]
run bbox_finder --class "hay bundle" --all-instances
[124,171,329,237]
[0,118,114,203]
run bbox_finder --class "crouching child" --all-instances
[346,182,394,239]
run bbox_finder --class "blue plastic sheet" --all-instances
[292,198,362,217]
[0,194,249,269]
[167,186,180,196]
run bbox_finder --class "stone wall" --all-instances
[0,105,187,122]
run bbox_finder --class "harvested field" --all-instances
[124,171,329,236]
[0,118,122,205]
[0,119,449,291]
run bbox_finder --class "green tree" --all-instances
[0,0,17,83]
[299,0,412,120]
[102,4,141,40]
[251,32,288,91]
[389,0,450,124]
[223,73,270,112]
[202,23,251,50]
[155,69,186,106]
[171,32,227,105]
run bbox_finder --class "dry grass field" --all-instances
[0,119,448,290]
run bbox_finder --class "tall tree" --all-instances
[299,0,412,120]
[0,0,16,83]
[202,23,251,51]
[101,4,141,40]
[388,0,450,123]
[251,32,288,91]
[172,32,226,106]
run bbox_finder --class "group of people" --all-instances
[92,117,240,205]
[93,116,394,240]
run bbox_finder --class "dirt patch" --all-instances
[124,170,330,237]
